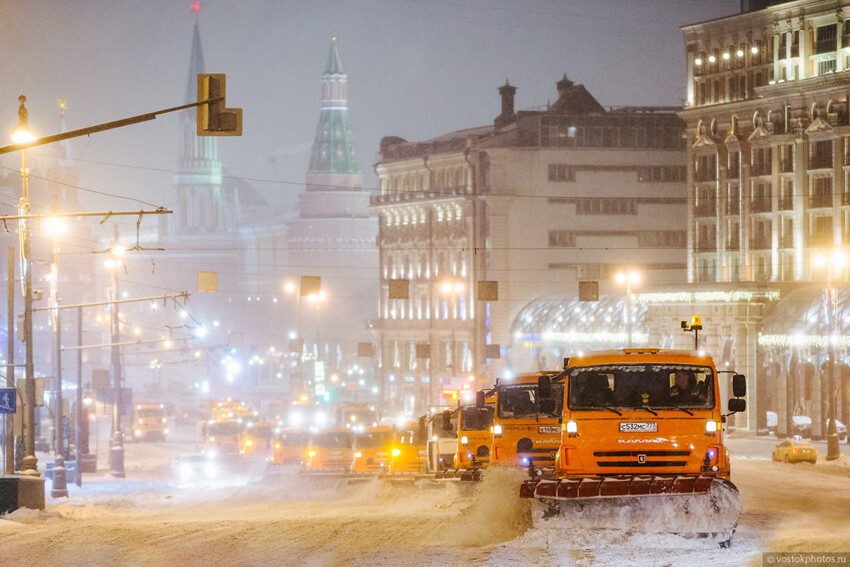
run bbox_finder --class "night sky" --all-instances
[0,0,739,225]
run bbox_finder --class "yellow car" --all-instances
[772,438,817,464]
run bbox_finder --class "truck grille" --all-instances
[594,450,690,468]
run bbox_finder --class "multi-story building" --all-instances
[681,0,850,437]
[373,76,689,416]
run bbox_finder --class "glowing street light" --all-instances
[815,249,845,462]
[107,226,125,477]
[46,210,68,497]
[13,96,39,477]
[615,269,641,348]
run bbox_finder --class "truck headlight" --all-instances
[355,451,362,458]
[461,436,469,445]
[565,421,578,438]
[308,449,316,458]
[705,420,719,435]
[493,425,503,436]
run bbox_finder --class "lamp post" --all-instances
[106,228,126,477]
[12,95,39,477]
[439,279,465,408]
[815,250,843,461]
[45,212,68,496]
[615,269,641,348]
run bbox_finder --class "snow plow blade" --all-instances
[521,475,741,546]
[434,468,484,482]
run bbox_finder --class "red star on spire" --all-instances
[190,1,201,13]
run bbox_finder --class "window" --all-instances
[791,30,800,58]
[575,198,637,215]
[779,33,788,60]
[548,230,576,247]
[636,166,686,182]
[548,164,576,182]
[810,176,833,208]
[809,140,833,170]
[815,24,837,54]
[638,231,687,248]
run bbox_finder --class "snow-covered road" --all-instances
[1,432,848,566]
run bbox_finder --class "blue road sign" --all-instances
[0,388,17,413]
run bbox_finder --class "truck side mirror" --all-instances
[442,410,453,432]
[728,398,746,413]
[475,391,486,409]
[732,374,746,398]
[538,375,551,399]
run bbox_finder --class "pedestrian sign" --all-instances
[0,388,16,413]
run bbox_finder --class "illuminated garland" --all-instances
[635,290,781,305]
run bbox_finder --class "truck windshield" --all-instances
[356,430,393,448]
[460,406,494,430]
[567,364,715,410]
[137,408,165,418]
[312,431,353,448]
[208,421,240,435]
[278,431,310,446]
[497,384,564,419]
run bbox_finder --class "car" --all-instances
[772,438,818,464]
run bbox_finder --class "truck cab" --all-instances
[453,398,494,469]
[548,349,741,480]
[490,373,563,469]
[352,425,394,473]
[131,403,169,442]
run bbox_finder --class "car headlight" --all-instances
[493,425,503,436]
[461,436,469,445]
[565,421,578,438]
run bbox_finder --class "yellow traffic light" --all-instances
[197,74,242,136]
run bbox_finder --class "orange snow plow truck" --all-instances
[520,347,747,547]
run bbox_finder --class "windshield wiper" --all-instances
[630,406,658,416]
[663,405,694,416]
[585,405,622,416]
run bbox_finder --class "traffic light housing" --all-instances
[197,74,242,136]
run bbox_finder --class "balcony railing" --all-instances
[695,170,717,182]
[750,163,771,176]
[808,193,833,208]
[695,240,716,252]
[694,204,716,217]
[809,156,833,170]
[749,238,771,250]
[750,197,772,213]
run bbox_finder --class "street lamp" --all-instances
[615,269,641,348]
[815,250,844,462]
[12,95,39,477]
[438,279,465,407]
[105,228,126,477]
[45,211,68,496]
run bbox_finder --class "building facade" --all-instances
[373,76,690,416]
[681,0,850,437]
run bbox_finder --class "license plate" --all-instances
[619,422,658,432]
[538,426,560,434]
